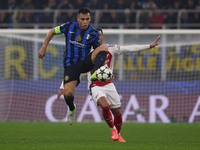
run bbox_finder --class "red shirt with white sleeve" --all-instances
[87,44,150,89]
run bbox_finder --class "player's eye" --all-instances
[81,18,90,21]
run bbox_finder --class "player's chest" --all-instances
[67,31,92,45]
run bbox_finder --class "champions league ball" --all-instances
[96,65,112,82]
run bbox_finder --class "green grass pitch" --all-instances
[0,122,200,150]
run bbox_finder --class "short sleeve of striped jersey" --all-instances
[55,22,71,34]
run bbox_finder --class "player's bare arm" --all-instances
[38,28,56,59]
[150,35,160,48]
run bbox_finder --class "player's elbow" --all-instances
[49,28,56,36]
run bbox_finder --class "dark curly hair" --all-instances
[78,7,91,14]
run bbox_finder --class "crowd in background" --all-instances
[1,0,200,29]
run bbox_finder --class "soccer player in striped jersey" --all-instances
[57,28,160,142]
[38,8,108,125]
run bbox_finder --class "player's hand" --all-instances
[56,89,64,100]
[150,35,160,48]
[38,46,46,59]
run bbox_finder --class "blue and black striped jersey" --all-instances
[56,22,100,67]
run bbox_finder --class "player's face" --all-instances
[77,13,91,30]
[98,31,104,45]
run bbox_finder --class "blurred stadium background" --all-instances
[0,0,200,123]
[1,0,200,29]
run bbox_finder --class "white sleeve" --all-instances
[87,72,92,89]
[116,45,150,55]
[60,80,64,89]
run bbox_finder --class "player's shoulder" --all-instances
[89,25,98,31]
[107,44,118,50]
[60,21,75,27]
[106,44,120,54]
[106,44,116,48]
[88,25,98,34]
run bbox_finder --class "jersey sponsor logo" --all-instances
[69,40,86,48]
[69,31,74,34]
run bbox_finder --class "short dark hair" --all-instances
[96,28,103,34]
[78,7,90,14]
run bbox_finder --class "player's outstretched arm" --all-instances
[38,28,56,59]
[116,35,160,54]
[150,35,160,48]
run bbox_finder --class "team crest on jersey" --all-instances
[65,75,69,81]
[76,35,82,41]
[86,34,90,39]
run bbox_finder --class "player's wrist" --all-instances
[42,45,47,50]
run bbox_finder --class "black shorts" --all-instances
[63,53,94,86]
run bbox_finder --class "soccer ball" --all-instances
[96,65,112,82]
